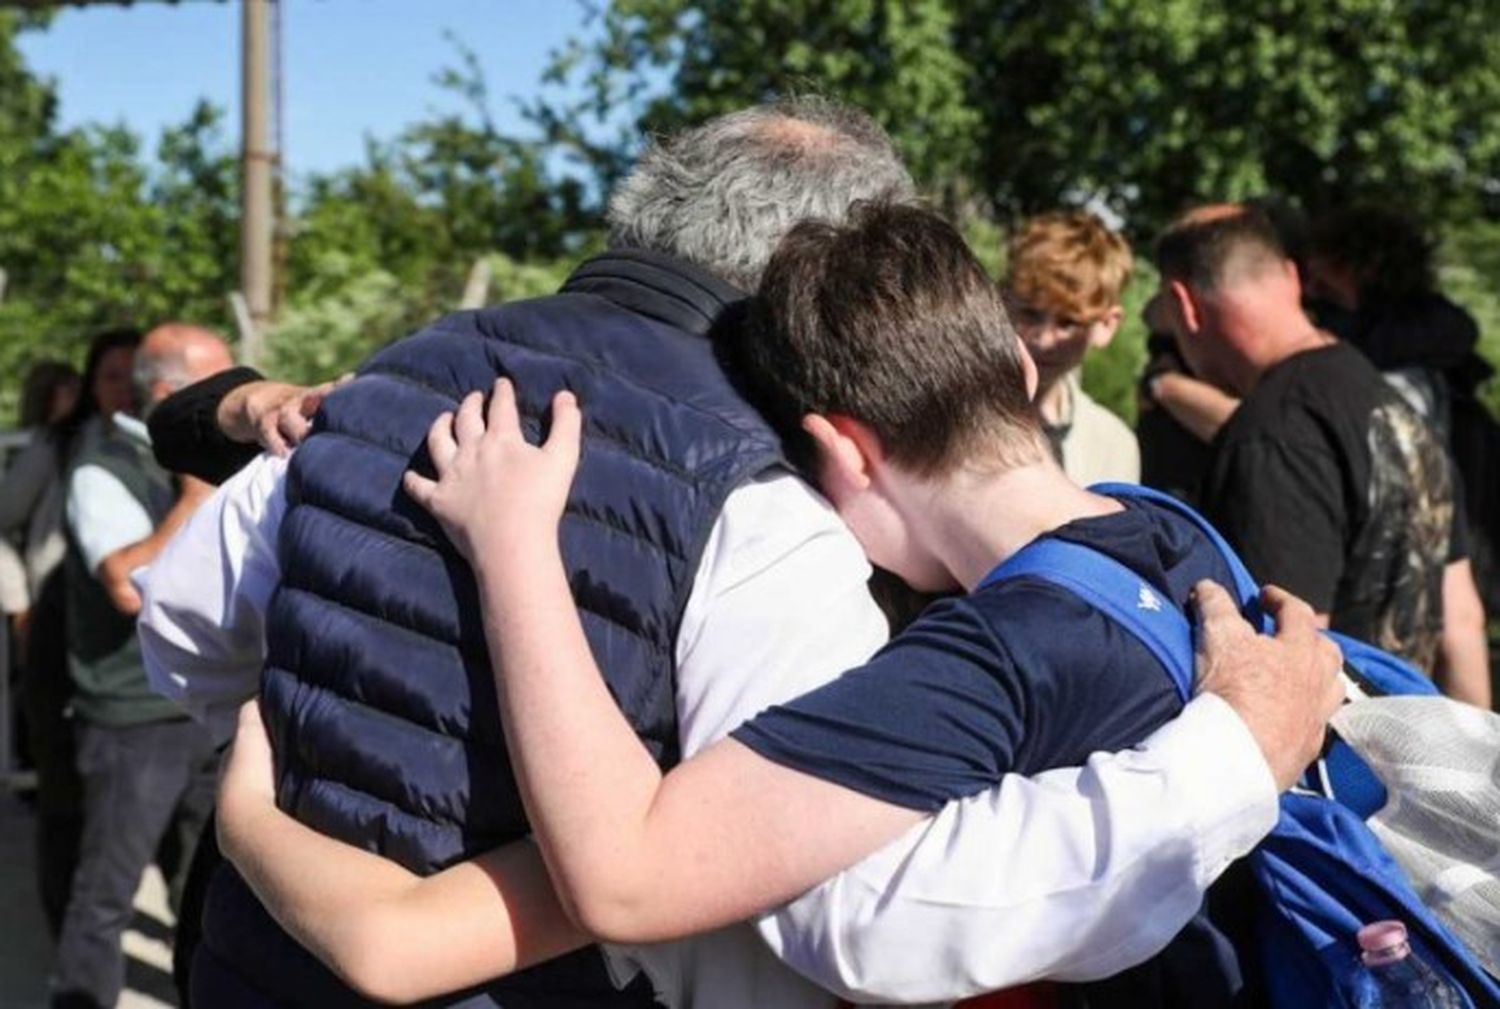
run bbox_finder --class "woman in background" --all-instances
[3,332,137,936]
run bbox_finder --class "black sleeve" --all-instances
[148,366,264,485]
[1206,436,1348,613]
[1448,461,1470,564]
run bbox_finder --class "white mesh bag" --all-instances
[1330,695,1500,977]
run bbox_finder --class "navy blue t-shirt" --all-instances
[732,498,1238,810]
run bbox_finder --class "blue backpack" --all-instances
[987,482,1500,1009]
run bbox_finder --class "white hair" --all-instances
[607,96,917,290]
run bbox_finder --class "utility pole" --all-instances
[240,0,274,366]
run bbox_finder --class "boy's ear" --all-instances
[1090,305,1125,349]
[802,413,877,492]
[1017,343,1040,401]
[1282,257,1305,301]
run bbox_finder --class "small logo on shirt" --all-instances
[1137,585,1162,612]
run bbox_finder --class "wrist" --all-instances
[1146,371,1168,403]
[461,522,562,569]
[472,531,565,598]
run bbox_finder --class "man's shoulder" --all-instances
[1242,344,1385,418]
[702,469,866,586]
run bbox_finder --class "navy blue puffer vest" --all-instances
[196,250,786,1007]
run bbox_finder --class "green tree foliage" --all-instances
[955,0,1500,228]
[0,20,593,417]
[0,11,242,416]
[269,36,593,383]
[543,0,1500,230]
[4,4,1499,428]
[268,250,573,387]
[536,0,1500,421]
[531,0,978,197]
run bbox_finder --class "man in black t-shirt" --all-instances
[1154,204,1455,671]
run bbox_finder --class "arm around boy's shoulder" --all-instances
[756,689,1280,1003]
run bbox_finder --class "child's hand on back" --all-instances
[403,378,582,566]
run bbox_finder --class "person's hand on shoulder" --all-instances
[217,376,348,455]
[1193,581,1345,790]
[403,378,582,567]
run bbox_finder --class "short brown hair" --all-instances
[739,202,1042,477]
[1006,211,1132,321]
[1155,205,1287,290]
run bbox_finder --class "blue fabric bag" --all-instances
[983,482,1500,1008]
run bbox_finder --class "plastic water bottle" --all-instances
[1352,920,1465,1008]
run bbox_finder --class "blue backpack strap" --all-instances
[1091,483,1266,624]
[1094,485,1396,814]
[984,539,1195,704]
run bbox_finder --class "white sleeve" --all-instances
[0,538,28,614]
[137,453,289,746]
[66,465,155,573]
[757,692,1280,1003]
[603,470,890,1008]
[672,469,890,757]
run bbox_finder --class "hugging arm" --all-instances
[396,380,1342,989]
[754,581,1342,1003]
[1149,370,1241,444]
[217,701,589,1004]
[404,382,926,945]
[147,366,344,482]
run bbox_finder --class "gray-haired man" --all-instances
[140,99,1337,1008]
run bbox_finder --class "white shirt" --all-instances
[0,538,26,615]
[67,464,155,573]
[138,453,1278,1008]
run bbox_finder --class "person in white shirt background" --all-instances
[139,100,1342,1008]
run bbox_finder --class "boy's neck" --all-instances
[908,459,1123,593]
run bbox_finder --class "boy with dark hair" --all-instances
[1003,211,1138,484]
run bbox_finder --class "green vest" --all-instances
[64,420,181,726]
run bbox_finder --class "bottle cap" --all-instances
[1358,920,1409,957]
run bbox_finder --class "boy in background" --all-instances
[1005,211,1139,484]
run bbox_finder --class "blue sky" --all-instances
[17,0,593,179]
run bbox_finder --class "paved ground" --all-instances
[1,788,177,1009]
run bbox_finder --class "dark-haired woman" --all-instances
[2,331,139,936]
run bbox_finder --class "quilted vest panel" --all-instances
[201,251,785,1007]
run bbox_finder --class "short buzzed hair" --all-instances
[1155,205,1287,290]
[608,96,917,290]
[740,202,1042,477]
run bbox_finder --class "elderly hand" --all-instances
[403,378,582,566]
[1193,581,1345,791]
[217,376,348,455]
